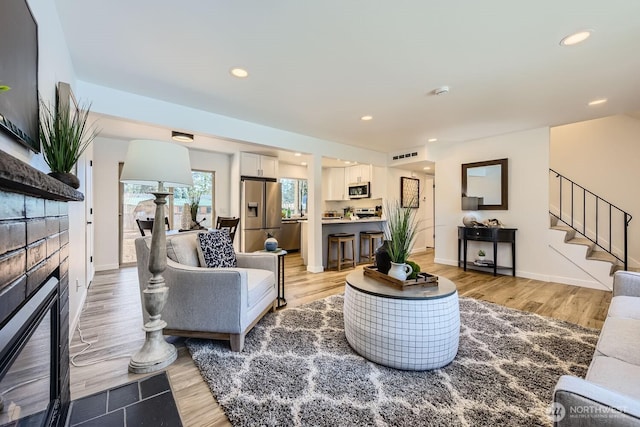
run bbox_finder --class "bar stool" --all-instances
[327,233,356,271]
[359,230,384,264]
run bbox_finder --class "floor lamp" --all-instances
[120,139,193,373]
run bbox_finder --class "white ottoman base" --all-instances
[344,283,460,370]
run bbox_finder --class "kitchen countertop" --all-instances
[320,217,385,224]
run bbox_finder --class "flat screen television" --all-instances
[0,0,39,153]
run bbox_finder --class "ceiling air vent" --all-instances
[392,151,419,161]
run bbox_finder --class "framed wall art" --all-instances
[401,177,420,208]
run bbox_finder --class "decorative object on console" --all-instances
[478,249,486,261]
[197,230,238,268]
[120,139,193,373]
[39,82,99,188]
[462,213,477,227]
[264,233,278,251]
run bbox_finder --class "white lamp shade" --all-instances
[120,140,193,187]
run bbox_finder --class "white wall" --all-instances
[551,115,640,268]
[279,163,308,180]
[92,137,232,271]
[386,169,430,254]
[430,127,555,282]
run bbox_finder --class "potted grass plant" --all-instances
[384,198,419,281]
[39,98,98,188]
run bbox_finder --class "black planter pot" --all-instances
[374,240,392,274]
[48,171,80,189]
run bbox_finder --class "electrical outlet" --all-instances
[76,279,81,291]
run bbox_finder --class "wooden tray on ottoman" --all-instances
[363,265,438,288]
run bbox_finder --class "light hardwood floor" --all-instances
[70,250,611,426]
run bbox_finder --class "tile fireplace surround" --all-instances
[0,149,83,426]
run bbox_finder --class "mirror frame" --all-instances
[461,158,508,210]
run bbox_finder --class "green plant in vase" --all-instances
[384,198,419,281]
[39,98,98,188]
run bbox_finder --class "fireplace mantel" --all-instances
[0,150,83,202]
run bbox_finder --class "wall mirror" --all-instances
[461,158,508,210]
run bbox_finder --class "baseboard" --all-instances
[307,264,324,273]
[69,288,88,344]
[95,263,119,272]
[545,274,610,291]
[434,258,458,267]
[435,257,608,290]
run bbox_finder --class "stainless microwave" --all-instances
[348,182,370,199]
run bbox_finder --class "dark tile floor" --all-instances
[67,372,182,426]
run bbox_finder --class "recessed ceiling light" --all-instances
[360,115,373,121]
[171,131,194,142]
[294,152,302,157]
[588,98,608,106]
[423,166,431,170]
[560,30,592,46]
[428,138,438,142]
[345,161,351,164]
[301,162,307,166]
[230,67,249,78]
[434,86,450,96]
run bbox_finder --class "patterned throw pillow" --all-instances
[196,230,237,268]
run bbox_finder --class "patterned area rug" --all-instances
[186,295,598,427]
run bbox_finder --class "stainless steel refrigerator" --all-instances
[241,178,282,252]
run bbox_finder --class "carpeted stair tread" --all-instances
[566,237,594,248]
[550,225,576,241]
[587,250,618,264]
[550,225,573,232]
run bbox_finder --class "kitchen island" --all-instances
[300,218,386,268]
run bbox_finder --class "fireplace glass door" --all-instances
[0,277,58,427]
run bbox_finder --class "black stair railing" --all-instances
[549,169,632,270]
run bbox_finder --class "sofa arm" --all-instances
[161,260,249,333]
[613,271,640,297]
[554,376,640,426]
[236,252,279,276]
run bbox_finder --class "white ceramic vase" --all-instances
[388,262,413,281]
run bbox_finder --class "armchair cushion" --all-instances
[196,230,237,268]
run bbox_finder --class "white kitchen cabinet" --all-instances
[323,167,347,201]
[346,164,371,184]
[371,166,387,199]
[240,152,278,178]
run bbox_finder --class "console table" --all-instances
[458,226,517,276]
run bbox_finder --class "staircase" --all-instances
[549,169,633,290]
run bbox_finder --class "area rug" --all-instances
[186,295,599,427]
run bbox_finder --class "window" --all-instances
[172,170,215,229]
[280,178,307,217]
[119,166,215,265]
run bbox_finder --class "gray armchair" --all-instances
[134,231,278,351]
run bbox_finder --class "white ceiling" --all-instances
[56,0,640,162]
